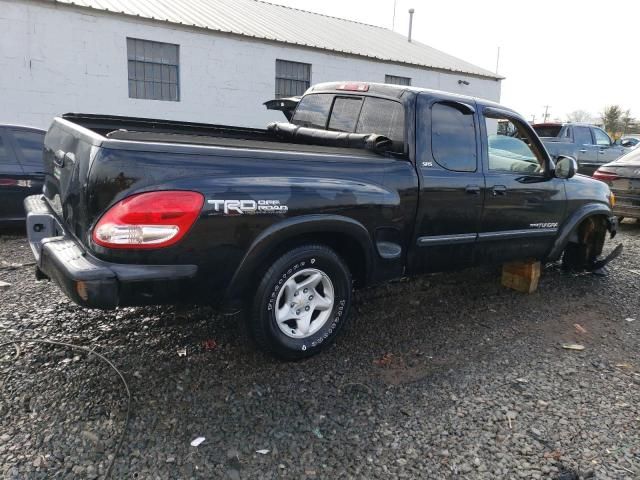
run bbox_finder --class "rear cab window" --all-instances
[532,125,562,138]
[292,93,405,152]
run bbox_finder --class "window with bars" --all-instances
[275,60,311,98]
[127,38,179,101]
[385,74,411,86]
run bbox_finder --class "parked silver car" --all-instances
[594,147,640,220]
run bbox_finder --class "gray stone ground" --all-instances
[0,222,638,479]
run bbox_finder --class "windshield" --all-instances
[532,125,562,138]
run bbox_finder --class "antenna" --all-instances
[392,0,397,30]
[495,46,500,74]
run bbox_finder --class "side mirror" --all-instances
[555,155,577,179]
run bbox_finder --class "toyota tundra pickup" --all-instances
[25,82,618,359]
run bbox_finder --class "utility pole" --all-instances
[531,114,536,124]
[542,106,551,123]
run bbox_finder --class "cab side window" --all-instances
[485,114,546,174]
[431,103,477,172]
[592,128,612,146]
[574,126,593,145]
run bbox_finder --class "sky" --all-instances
[268,0,640,123]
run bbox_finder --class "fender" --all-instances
[546,203,616,261]
[226,214,375,301]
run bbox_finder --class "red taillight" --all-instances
[335,82,369,92]
[592,169,619,182]
[92,191,204,249]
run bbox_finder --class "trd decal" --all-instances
[208,199,289,215]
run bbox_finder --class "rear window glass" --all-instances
[328,97,363,132]
[532,125,562,138]
[356,97,404,145]
[291,94,332,129]
[12,130,45,166]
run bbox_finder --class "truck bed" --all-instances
[62,113,389,157]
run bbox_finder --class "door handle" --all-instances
[579,149,587,153]
[465,185,480,195]
[492,185,507,196]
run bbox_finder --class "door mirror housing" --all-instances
[555,156,577,179]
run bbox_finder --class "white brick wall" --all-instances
[0,0,501,129]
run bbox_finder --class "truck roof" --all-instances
[308,81,510,112]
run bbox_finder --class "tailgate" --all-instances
[42,118,103,243]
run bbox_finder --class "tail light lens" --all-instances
[92,191,204,249]
[593,169,619,182]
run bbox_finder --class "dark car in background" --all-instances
[0,125,46,226]
[594,147,640,221]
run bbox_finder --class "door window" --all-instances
[11,130,45,166]
[592,128,612,146]
[485,114,546,174]
[431,103,477,172]
[574,126,593,145]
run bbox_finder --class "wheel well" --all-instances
[250,232,369,293]
[569,214,608,246]
[563,214,608,269]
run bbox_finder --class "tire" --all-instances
[250,244,352,360]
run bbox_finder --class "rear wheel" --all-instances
[250,244,352,360]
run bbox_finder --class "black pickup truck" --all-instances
[25,82,618,359]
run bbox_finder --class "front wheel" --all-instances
[250,244,352,360]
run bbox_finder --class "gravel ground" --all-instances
[1,223,639,479]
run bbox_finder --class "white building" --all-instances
[1,0,503,129]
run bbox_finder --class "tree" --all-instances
[601,105,623,136]
[566,110,592,123]
[621,109,633,135]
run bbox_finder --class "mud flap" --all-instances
[588,243,624,275]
